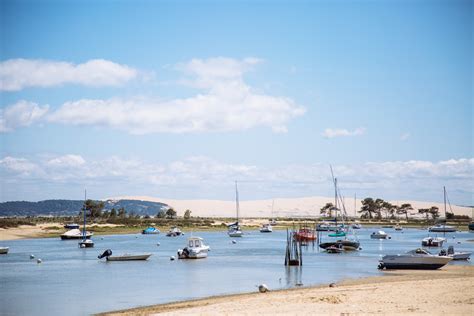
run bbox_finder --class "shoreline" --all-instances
[100,265,474,315]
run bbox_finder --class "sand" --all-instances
[108,195,473,219]
[102,266,474,315]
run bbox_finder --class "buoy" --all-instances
[232,240,237,244]
[258,284,269,293]
[157,242,161,246]
[170,256,175,261]
[37,259,42,264]
[30,254,35,259]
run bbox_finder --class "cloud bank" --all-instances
[1,57,305,134]
[0,58,138,91]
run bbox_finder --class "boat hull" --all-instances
[429,227,456,233]
[319,240,360,251]
[61,234,92,240]
[228,231,243,237]
[380,255,451,270]
[451,252,471,260]
[0,247,9,254]
[106,254,151,261]
[421,237,446,247]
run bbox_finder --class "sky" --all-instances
[0,0,472,205]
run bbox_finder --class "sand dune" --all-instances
[108,195,473,218]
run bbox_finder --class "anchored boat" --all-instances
[177,237,210,259]
[98,249,151,261]
[378,248,452,270]
[370,230,389,239]
[0,247,9,254]
[61,229,93,240]
[142,227,160,234]
[228,181,243,237]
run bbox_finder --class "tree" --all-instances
[428,206,439,220]
[381,201,395,219]
[396,203,413,221]
[118,207,126,218]
[110,208,117,218]
[184,209,192,220]
[374,198,385,219]
[157,210,166,218]
[418,208,430,220]
[83,199,105,219]
[320,203,335,218]
[165,208,177,219]
[359,198,378,219]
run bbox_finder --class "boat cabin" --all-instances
[188,237,204,248]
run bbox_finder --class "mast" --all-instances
[271,199,274,220]
[334,177,338,225]
[82,189,87,240]
[235,181,240,225]
[354,193,357,218]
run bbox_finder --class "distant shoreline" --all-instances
[99,265,474,315]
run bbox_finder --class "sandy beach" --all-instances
[102,265,474,315]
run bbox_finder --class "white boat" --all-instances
[379,248,452,270]
[439,246,471,260]
[421,236,446,247]
[260,223,273,233]
[228,181,243,237]
[177,237,210,259]
[394,224,403,231]
[0,247,9,254]
[98,249,151,261]
[429,224,456,233]
[351,222,362,229]
[371,230,389,239]
[61,229,93,240]
[166,226,184,237]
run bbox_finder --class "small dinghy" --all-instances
[98,249,151,261]
[260,223,273,233]
[421,236,446,247]
[142,227,160,234]
[0,247,9,254]
[328,230,346,238]
[371,231,389,239]
[177,237,210,259]
[166,226,184,237]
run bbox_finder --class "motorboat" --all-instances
[177,237,210,259]
[421,236,446,247]
[142,227,160,234]
[378,248,452,270]
[64,223,80,229]
[0,247,9,254]
[166,226,184,237]
[260,223,273,233]
[98,249,151,261]
[319,239,360,251]
[394,224,403,231]
[351,222,362,229]
[429,224,456,233]
[61,229,93,240]
[294,228,317,242]
[370,230,389,239]
[439,246,471,261]
[326,244,344,253]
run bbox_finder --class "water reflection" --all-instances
[284,266,303,287]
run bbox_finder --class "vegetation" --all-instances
[320,203,336,218]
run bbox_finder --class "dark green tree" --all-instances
[396,203,413,221]
[165,208,177,219]
[359,198,378,219]
[320,202,335,218]
[184,209,192,220]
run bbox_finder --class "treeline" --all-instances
[320,197,455,221]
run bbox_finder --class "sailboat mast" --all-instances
[271,199,274,219]
[444,186,447,217]
[83,189,87,239]
[334,178,338,224]
[235,181,240,224]
[354,193,356,218]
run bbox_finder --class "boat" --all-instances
[0,247,9,254]
[78,190,94,248]
[351,222,362,229]
[429,224,456,233]
[326,244,344,253]
[370,230,389,239]
[328,230,346,237]
[319,239,360,251]
[428,187,457,233]
[177,237,210,259]
[439,246,471,260]
[378,248,452,270]
[166,226,184,237]
[316,221,343,232]
[294,227,316,242]
[394,224,403,231]
[260,223,273,233]
[142,227,160,234]
[64,223,80,229]
[228,181,243,237]
[61,229,93,240]
[98,249,151,261]
[469,222,474,231]
[421,236,446,247]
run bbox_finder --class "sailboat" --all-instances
[260,200,274,233]
[428,187,456,233]
[79,190,94,248]
[228,181,243,237]
[319,168,360,251]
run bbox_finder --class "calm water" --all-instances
[1,227,473,315]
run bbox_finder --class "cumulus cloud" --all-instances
[0,100,49,132]
[322,127,366,138]
[1,155,472,203]
[0,58,138,91]
[22,57,304,134]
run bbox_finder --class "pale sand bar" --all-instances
[102,266,474,315]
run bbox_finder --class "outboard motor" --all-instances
[447,245,454,255]
[98,249,112,259]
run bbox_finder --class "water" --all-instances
[1,227,473,315]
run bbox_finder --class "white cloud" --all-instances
[400,132,410,141]
[44,57,305,134]
[0,100,49,132]
[1,155,472,204]
[0,58,138,91]
[322,127,366,138]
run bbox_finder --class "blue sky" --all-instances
[0,0,472,204]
